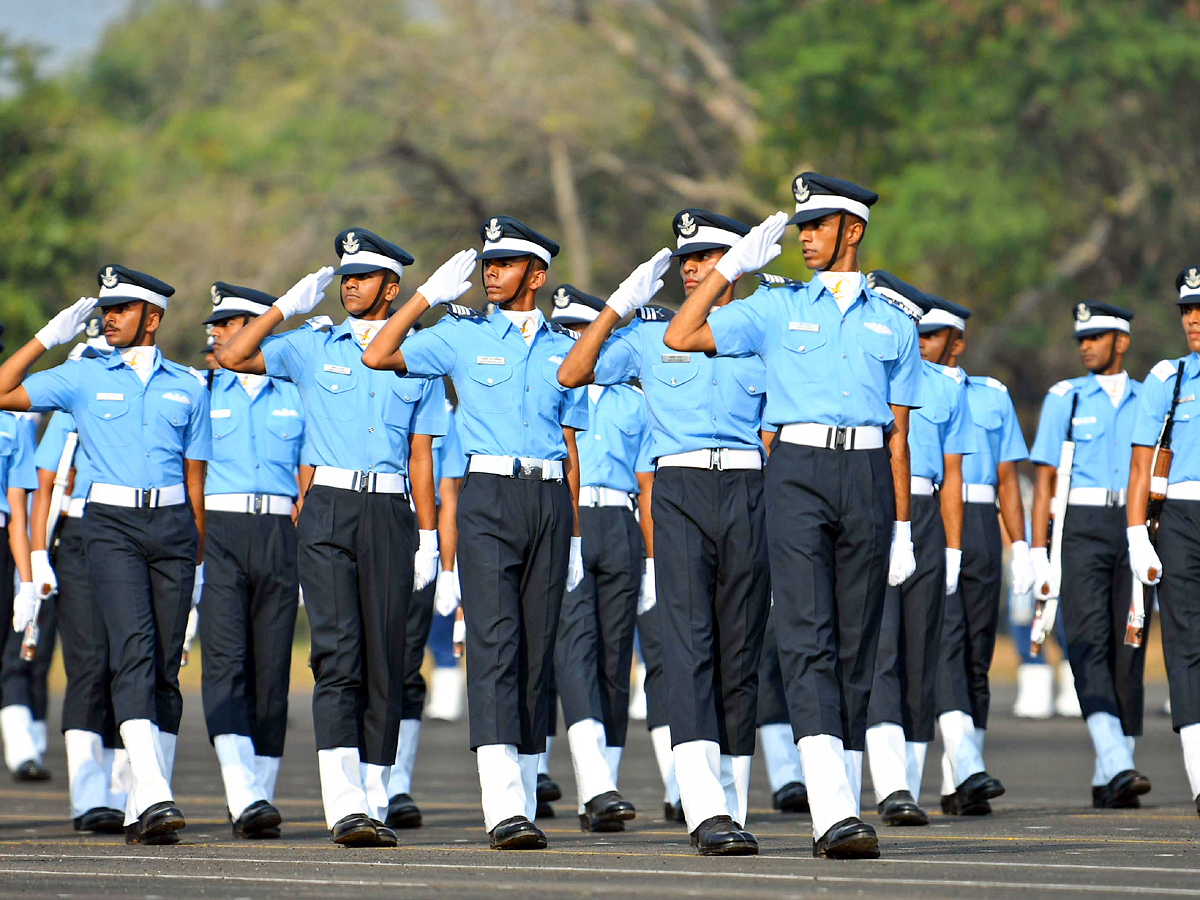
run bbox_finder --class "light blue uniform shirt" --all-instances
[909,361,975,484]
[205,371,304,497]
[24,352,212,488]
[34,411,94,502]
[960,372,1028,486]
[261,319,447,474]
[593,318,765,460]
[578,385,654,493]
[401,311,589,460]
[0,411,38,515]
[1030,372,1141,492]
[433,403,468,486]
[1132,354,1200,483]
[706,278,924,427]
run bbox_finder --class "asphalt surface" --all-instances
[2,682,1198,900]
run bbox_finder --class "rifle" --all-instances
[1031,392,1078,656]
[20,431,78,661]
[1124,360,1184,647]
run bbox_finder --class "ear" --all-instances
[144,305,163,335]
[384,280,402,303]
[951,334,965,357]
[844,217,866,248]
[1114,332,1130,355]
[529,267,547,291]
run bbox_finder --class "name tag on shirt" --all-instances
[96,392,123,401]
[477,356,506,365]
[210,409,232,419]
[323,364,351,375]
[788,322,819,332]
[661,353,691,363]
[1072,416,1097,425]
[863,322,893,335]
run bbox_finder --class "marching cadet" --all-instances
[925,298,1035,815]
[28,318,129,831]
[665,175,923,859]
[0,267,211,845]
[1029,301,1151,808]
[217,229,446,847]
[1126,266,1200,819]
[558,209,770,856]
[361,216,588,850]
[864,280,975,827]
[200,282,307,839]
[547,284,653,832]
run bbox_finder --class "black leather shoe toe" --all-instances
[878,790,929,826]
[536,773,562,803]
[371,820,398,847]
[75,807,125,834]
[385,792,423,829]
[579,791,636,832]
[772,781,810,813]
[813,817,879,859]
[663,800,685,824]
[125,802,185,845]
[490,815,547,849]
[232,800,282,838]
[331,813,378,846]
[689,815,759,856]
[13,760,51,782]
[1108,770,1151,808]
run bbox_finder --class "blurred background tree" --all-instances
[2,0,1200,422]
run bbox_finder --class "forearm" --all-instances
[940,455,964,550]
[558,308,621,387]
[636,471,654,557]
[30,469,55,552]
[408,435,437,531]
[360,295,429,372]
[996,461,1026,542]
[185,460,206,561]
[1127,445,1153,528]
[564,429,581,536]
[217,307,282,374]
[1031,464,1054,547]
[887,411,911,521]
[7,489,30,582]
[438,479,459,568]
[663,271,723,352]
[0,340,45,411]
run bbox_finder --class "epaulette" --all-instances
[1151,359,1178,383]
[305,315,334,332]
[635,306,674,322]
[756,272,803,289]
[982,376,1009,393]
[187,365,208,386]
[548,322,578,340]
[1048,380,1073,397]
[877,291,923,324]
[940,366,964,384]
[445,303,483,320]
[67,343,104,361]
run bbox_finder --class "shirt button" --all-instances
[145,452,150,457]
[368,427,375,433]
[487,378,494,385]
[843,391,849,397]
[594,434,602,440]
[524,421,529,427]
[104,413,111,419]
[331,384,338,390]
[712,380,718,385]
[842,352,847,358]
[798,346,805,352]
[370,391,375,397]
[526,386,530,392]
[142,421,147,425]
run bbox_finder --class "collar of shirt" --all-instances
[111,346,162,382]
[236,372,267,400]
[499,308,545,346]
[587,384,605,404]
[1083,370,1134,404]
[815,272,865,314]
[346,316,384,349]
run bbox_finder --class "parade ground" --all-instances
[1,678,1197,900]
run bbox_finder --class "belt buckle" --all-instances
[252,493,264,514]
[351,470,370,492]
[710,449,723,471]
[832,427,848,450]
[518,460,542,480]
[137,488,154,509]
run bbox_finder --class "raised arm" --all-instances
[0,297,98,411]
[219,268,334,374]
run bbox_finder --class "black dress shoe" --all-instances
[232,800,282,838]
[579,791,636,832]
[1104,770,1151,808]
[489,815,547,849]
[1194,793,1199,818]
[74,807,125,833]
[941,771,1002,816]
[536,773,562,803]
[385,792,423,829]
[12,759,51,782]
[812,817,879,859]
[124,802,185,845]
[689,815,759,856]
[664,800,685,824]
[773,781,810,813]
[941,792,991,816]
[535,801,555,818]
[878,790,929,826]
[371,820,398,847]
[330,813,378,846]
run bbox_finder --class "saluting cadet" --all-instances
[362,217,587,850]
[559,209,770,857]
[863,280,975,827]
[0,267,211,845]
[665,175,923,859]
[548,284,653,832]
[925,298,1035,815]
[1030,301,1151,808]
[217,229,445,847]
[200,282,306,839]
[1126,266,1200,819]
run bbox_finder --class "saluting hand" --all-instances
[1127,525,1162,586]
[714,211,788,283]
[35,296,98,351]
[273,266,335,320]
[417,249,478,307]
[606,249,672,318]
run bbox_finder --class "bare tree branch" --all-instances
[548,136,593,291]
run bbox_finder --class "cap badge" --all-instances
[677,212,698,238]
[1075,302,1091,322]
[342,232,360,255]
[210,284,222,306]
[1186,268,1200,290]
[485,218,503,242]
[101,266,119,289]
[205,322,215,336]
[553,287,570,309]
[85,318,102,339]
[793,177,810,204]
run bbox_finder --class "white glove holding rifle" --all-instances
[1127,525,1162,586]
[31,550,57,601]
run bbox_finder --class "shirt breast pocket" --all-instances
[913,404,950,450]
[780,333,828,383]
[85,397,133,446]
[383,378,422,435]
[0,430,15,462]
[210,410,239,459]
[728,362,766,423]
[465,365,515,413]
[649,363,699,410]
[314,369,357,421]
[1069,420,1104,443]
[264,412,303,464]
[538,365,570,418]
[156,403,188,456]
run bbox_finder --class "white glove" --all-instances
[434,567,461,617]
[1127,525,1162,586]
[1031,546,1054,599]
[714,211,789,282]
[417,249,478,307]
[298,586,305,609]
[566,536,584,593]
[12,582,36,633]
[31,550,57,601]
[35,296,98,350]
[273,267,335,320]
[887,520,917,586]
[1009,540,1035,596]
[638,558,657,614]
[413,530,440,591]
[945,547,962,596]
[191,563,204,607]
[605,249,672,318]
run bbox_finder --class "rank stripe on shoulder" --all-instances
[1151,359,1179,383]
[445,303,482,319]
[982,376,1009,392]
[756,272,802,289]
[635,306,674,322]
